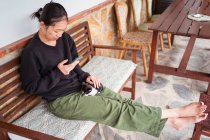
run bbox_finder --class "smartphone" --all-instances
[72,56,83,62]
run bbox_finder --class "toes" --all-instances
[195,113,208,123]
[201,106,207,112]
[204,113,208,119]
[200,101,204,106]
[199,113,208,120]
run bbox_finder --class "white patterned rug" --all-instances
[90,36,210,140]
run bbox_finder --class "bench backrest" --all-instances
[67,21,94,65]
[0,21,94,123]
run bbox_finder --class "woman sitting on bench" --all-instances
[20,2,208,137]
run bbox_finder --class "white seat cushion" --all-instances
[13,55,136,140]
[83,56,136,92]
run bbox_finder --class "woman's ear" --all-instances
[39,21,45,30]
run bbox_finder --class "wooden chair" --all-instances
[192,93,210,140]
[115,1,155,76]
[130,0,172,51]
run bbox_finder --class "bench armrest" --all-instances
[0,120,62,140]
[93,45,139,63]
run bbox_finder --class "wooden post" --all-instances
[147,31,158,83]
[0,117,10,140]
[192,124,202,140]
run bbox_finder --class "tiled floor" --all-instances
[90,36,210,140]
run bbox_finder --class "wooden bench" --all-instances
[0,21,139,140]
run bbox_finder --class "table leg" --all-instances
[147,31,158,83]
[177,36,196,72]
[171,34,174,45]
[207,83,210,95]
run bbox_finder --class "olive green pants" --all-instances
[47,87,167,137]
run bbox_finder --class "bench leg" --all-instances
[192,124,202,140]
[0,129,10,140]
[131,69,136,100]
[207,83,210,95]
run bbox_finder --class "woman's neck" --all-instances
[38,31,56,47]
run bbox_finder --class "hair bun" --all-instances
[32,8,42,19]
[38,8,43,15]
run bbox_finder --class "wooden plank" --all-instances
[178,0,202,35]
[0,58,19,75]
[150,0,183,30]
[5,96,41,123]
[178,36,196,72]
[75,35,89,46]
[0,78,20,100]
[66,21,88,35]
[0,35,32,58]
[77,40,90,52]
[72,29,88,40]
[159,0,189,32]
[199,3,210,38]
[0,68,19,85]
[0,120,62,140]
[122,87,132,92]
[168,0,196,34]
[0,87,23,110]
[118,70,136,99]
[78,45,91,55]
[0,94,31,117]
[93,45,142,51]
[78,47,91,57]
[154,65,210,82]
[188,0,209,36]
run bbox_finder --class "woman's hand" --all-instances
[57,59,79,75]
[86,75,101,88]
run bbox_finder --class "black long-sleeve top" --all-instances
[20,32,90,102]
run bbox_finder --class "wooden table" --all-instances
[148,0,210,139]
[148,0,210,93]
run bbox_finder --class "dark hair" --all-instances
[31,2,68,26]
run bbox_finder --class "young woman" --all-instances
[20,2,208,137]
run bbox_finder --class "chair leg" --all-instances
[155,48,158,64]
[141,46,147,76]
[119,42,126,59]
[147,44,151,55]
[159,32,164,51]
[124,49,128,59]
[167,33,172,49]
[192,124,202,140]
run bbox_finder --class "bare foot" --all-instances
[167,113,208,131]
[162,102,207,119]
[176,102,207,117]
